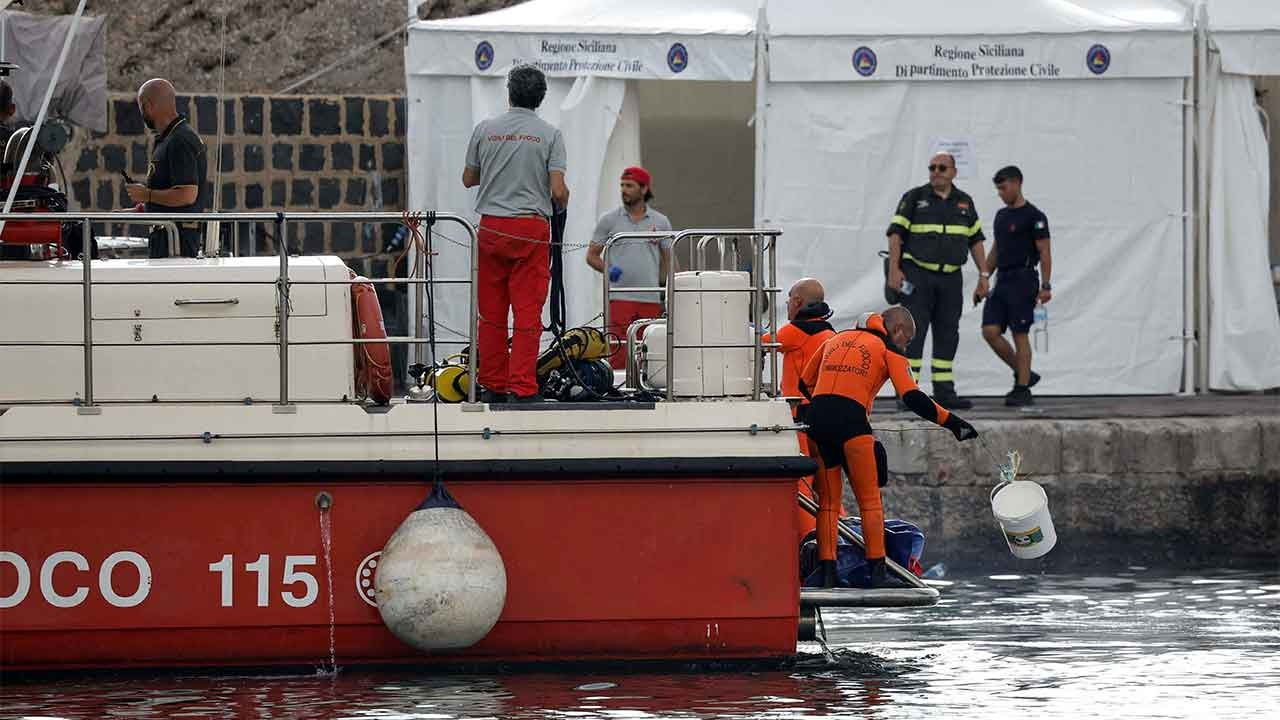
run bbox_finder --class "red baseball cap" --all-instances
[621,166,652,189]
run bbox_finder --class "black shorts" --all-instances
[982,268,1039,334]
[806,395,872,468]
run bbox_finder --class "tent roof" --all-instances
[415,0,757,36]
[1204,0,1280,75]
[768,0,1191,37]
[1206,0,1280,32]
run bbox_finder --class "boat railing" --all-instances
[0,210,480,408]
[602,229,783,401]
[1,213,783,408]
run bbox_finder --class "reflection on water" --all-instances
[3,568,1278,719]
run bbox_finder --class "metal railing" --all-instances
[602,229,783,402]
[0,211,480,407]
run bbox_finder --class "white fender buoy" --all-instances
[374,482,507,651]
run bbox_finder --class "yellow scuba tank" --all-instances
[536,327,613,378]
[429,353,471,403]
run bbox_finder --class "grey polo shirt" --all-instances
[591,206,673,303]
[465,107,567,218]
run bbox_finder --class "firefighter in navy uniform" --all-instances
[125,78,208,258]
[885,152,989,409]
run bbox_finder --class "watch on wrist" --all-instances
[979,271,990,279]
[1040,282,1052,291]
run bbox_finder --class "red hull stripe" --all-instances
[0,457,818,480]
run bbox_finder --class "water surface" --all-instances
[3,568,1278,719]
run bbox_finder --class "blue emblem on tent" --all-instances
[852,46,877,77]
[475,41,495,71]
[1086,44,1110,75]
[667,43,688,74]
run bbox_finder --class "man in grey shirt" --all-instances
[586,166,672,369]
[463,65,569,403]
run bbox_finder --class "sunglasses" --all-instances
[928,164,954,172]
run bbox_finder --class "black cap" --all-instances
[993,165,1023,184]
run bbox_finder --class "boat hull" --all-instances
[0,461,804,670]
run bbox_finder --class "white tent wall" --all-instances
[1202,0,1280,390]
[633,80,756,269]
[405,0,759,360]
[762,79,1187,396]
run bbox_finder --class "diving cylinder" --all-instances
[374,483,507,651]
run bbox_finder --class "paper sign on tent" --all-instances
[928,137,977,179]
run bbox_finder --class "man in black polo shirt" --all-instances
[975,166,1053,406]
[885,152,989,409]
[124,78,208,258]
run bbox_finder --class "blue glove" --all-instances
[608,265,623,282]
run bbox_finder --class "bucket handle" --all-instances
[990,480,1012,504]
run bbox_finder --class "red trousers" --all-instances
[606,298,663,370]
[477,215,550,397]
[809,435,883,562]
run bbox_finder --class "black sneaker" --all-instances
[1005,385,1034,407]
[933,389,973,410]
[478,388,507,404]
[1015,370,1042,389]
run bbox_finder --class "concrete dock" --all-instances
[865,394,1280,570]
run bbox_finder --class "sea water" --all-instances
[2,568,1277,719]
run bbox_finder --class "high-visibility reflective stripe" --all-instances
[931,359,955,369]
[932,371,955,382]
[909,224,946,234]
[908,358,924,367]
[903,253,961,273]
[947,221,983,237]
[891,215,913,230]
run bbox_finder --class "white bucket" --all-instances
[990,480,1057,559]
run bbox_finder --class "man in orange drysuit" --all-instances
[762,278,837,541]
[799,306,979,587]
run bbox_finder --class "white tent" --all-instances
[1200,0,1280,390]
[404,0,759,350]
[762,0,1196,396]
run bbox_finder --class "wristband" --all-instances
[1041,282,1052,291]
[979,271,990,279]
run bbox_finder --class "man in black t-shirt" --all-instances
[125,78,208,258]
[974,166,1053,406]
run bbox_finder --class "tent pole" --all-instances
[0,0,89,238]
[752,4,767,227]
[1181,76,1195,395]
[1196,1,1211,393]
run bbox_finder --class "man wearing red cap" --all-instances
[586,166,673,369]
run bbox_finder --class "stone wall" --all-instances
[65,91,408,276]
[869,415,1280,571]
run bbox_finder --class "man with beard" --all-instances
[586,166,672,369]
[125,78,208,258]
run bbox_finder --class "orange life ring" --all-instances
[350,271,393,404]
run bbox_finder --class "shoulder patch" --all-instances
[1035,220,1046,230]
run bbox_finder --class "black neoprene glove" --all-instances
[943,414,979,442]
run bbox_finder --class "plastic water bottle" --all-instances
[387,225,410,253]
[923,563,947,580]
[1033,304,1048,325]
